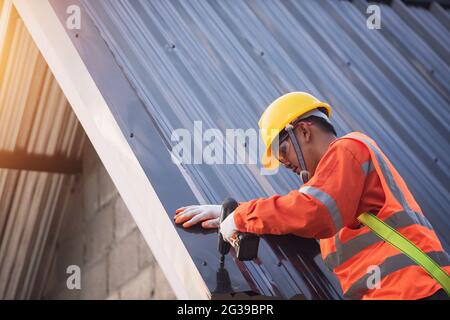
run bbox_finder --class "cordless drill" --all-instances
[218,198,260,265]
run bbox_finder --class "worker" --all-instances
[174,92,450,300]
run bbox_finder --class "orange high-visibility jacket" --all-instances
[233,132,449,299]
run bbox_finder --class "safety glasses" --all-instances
[273,118,312,167]
[272,130,290,166]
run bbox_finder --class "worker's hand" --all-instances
[174,205,221,229]
[220,211,238,244]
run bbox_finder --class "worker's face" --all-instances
[277,120,314,175]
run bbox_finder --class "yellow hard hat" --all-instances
[258,92,332,170]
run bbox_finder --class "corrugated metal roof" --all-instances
[49,0,449,299]
[0,2,85,299]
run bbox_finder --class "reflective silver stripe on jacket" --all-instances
[299,186,343,231]
[324,210,435,270]
[348,134,416,217]
[344,251,450,300]
[361,160,375,177]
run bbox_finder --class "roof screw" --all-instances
[202,261,207,266]
[346,61,351,67]
[277,261,282,267]
[130,133,134,138]
[434,157,438,163]
[260,51,264,56]
[75,33,79,38]
[170,43,176,49]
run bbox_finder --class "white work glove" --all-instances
[174,205,221,229]
[220,211,239,245]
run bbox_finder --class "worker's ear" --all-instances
[297,122,312,143]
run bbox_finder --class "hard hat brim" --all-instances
[262,146,280,170]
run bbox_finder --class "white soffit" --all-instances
[0,1,84,299]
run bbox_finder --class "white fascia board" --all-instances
[0,0,13,49]
[13,0,209,300]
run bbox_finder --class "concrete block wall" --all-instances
[43,140,176,299]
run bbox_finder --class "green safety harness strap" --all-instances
[358,212,450,296]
